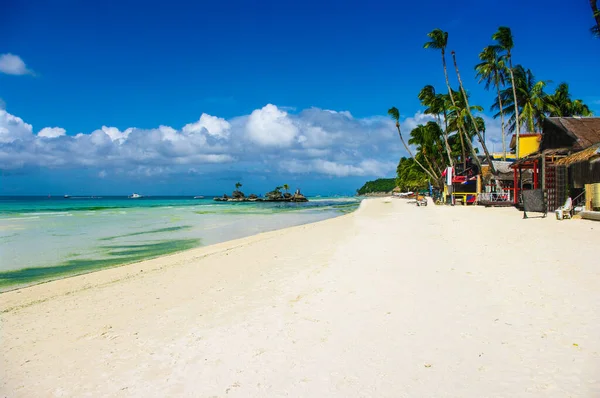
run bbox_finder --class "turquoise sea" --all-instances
[0,195,361,291]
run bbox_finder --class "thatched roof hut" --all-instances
[555,142,600,166]
[541,117,600,151]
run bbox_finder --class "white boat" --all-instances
[193,196,204,199]
[129,193,142,199]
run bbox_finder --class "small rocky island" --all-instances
[214,183,308,202]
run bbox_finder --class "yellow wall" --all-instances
[518,135,540,158]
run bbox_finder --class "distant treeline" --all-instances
[356,178,396,195]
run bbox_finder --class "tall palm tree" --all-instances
[424,29,471,170]
[446,90,483,166]
[492,65,548,134]
[283,184,289,193]
[475,45,509,160]
[451,51,495,174]
[387,107,438,181]
[545,83,593,117]
[418,85,453,167]
[492,27,520,158]
[235,182,242,190]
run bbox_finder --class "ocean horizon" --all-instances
[0,195,361,291]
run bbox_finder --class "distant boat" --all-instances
[64,195,70,198]
[129,193,142,199]
[193,196,204,199]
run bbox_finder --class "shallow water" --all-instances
[0,196,360,290]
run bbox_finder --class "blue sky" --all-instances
[1,0,599,195]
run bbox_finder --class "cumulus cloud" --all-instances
[182,113,231,139]
[246,104,299,147]
[38,127,66,138]
[0,104,414,178]
[0,53,33,75]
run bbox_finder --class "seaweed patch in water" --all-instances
[98,225,192,241]
[0,238,201,289]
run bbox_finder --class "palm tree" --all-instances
[591,0,600,37]
[387,107,438,181]
[492,65,548,134]
[545,83,593,117]
[492,27,520,158]
[409,123,442,179]
[418,85,453,167]
[451,51,495,173]
[283,184,290,193]
[235,182,242,190]
[475,45,509,160]
[446,90,483,167]
[424,29,471,170]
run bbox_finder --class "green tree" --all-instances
[424,29,472,171]
[492,27,521,157]
[492,65,548,134]
[476,45,509,160]
[283,184,289,193]
[235,182,242,190]
[418,85,453,167]
[545,83,593,117]
[356,178,397,195]
[451,51,495,173]
[396,157,428,192]
[387,107,437,181]
[409,122,447,182]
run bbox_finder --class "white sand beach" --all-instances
[2,198,600,397]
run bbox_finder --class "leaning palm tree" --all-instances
[418,85,453,167]
[446,91,483,167]
[424,29,471,170]
[409,124,442,179]
[387,107,437,181]
[492,27,521,157]
[282,184,289,193]
[493,65,548,134]
[235,182,242,190]
[451,51,495,173]
[475,45,509,160]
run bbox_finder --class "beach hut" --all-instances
[511,117,600,211]
[555,142,600,213]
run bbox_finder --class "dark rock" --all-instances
[283,192,292,199]
[232,190,245,199]
[290,193,308,202]
[265,190,283,201]
[248,194,258,199]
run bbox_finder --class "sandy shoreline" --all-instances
[2,198,600,397]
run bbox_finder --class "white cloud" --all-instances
[38,127,66,138]
[246,104,299,147]
[0,105,411,178]
[0,110,33,143]
[0,53,33,76]
[182,113,231,139]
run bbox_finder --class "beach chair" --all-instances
[555,197,573,220]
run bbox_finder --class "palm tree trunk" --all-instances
[451,52,496,174]
[395,125,438,182]
[495,82,507,161]
[421,148,440,180]
[440,49,476,171]
[507,53,520,159]
[439,112,454,168]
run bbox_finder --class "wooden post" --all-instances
[513,166,518,204]
[533,160,538,189]
[585,183,593,211]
